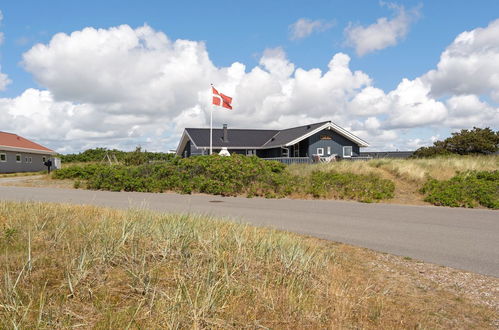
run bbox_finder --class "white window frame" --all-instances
[0,153,6,162]
[42,156,46,163]
[343,146,353,158]
[28,157,32,163]
[327,146,331,155]
[316,148,324,156]
[16,154,22,163]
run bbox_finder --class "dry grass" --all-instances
[0,202,496,328]
[0,171,45,178]
[288,156,499,205]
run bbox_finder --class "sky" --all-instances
[0,0,498,153]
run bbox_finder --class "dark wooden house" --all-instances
[176,121,369,161]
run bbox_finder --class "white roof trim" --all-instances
[0,145,57,155]
[284,122,369,147]
[175,130,198,156]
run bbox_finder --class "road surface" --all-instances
[0,185,498,277]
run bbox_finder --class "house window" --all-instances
[327,146,331,155]
[343,146,353,158]
[25,157,29,163]
[316,148,324,156]
[0,153,6,162]
[42,156,46,163]
[28,157,32,163]
[246,149,256,156]
[16,154,22,163]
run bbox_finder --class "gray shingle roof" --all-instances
[261,121,329,147]
[186,128,279,148]
[182,120,368,150]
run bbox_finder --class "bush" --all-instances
[421,171,499,209]
[53,155,395,202]
[59,147,175,163]
[307,171,395,202]
[54,155,297,197]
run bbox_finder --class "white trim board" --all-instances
[285,122,369,147]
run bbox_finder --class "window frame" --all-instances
[42,156,46,163]
[316,148,324,156]
[343,146,353,158]
[28,157,32,163]
[0,153,6,162]
[327,146,331,155]
[16,154,22,163]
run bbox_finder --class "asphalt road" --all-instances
[0,185,498,277]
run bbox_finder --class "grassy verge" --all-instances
[421,171,499,209]
[289,155,499,208]
[0,171,45,178]
[0,202,496,328]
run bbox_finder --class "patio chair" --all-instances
[320,154,337,163]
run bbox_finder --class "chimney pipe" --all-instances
[223,124,229,143]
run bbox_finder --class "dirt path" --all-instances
[376,169,429,205]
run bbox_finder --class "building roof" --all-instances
[185,128,279,148]
[262,121,329,148]
[177,121,369,155]
[0,131,56,155]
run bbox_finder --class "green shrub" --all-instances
[54,155,296,198]
[53,156,396,202]
[307,170,395,202]
[421,171,499,209]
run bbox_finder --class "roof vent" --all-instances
[307,125,311,129]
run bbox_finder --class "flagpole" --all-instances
[210,101,213,155]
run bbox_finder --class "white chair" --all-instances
[320,154,337,163]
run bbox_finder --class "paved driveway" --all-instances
[0,185,498,277]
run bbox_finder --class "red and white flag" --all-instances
[212,86,233,110]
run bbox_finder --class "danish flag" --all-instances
[212,86,233,110]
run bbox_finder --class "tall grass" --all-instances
[289,155,499,183]
[0,202,495,328]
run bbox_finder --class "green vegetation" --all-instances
[308,171,394,202]
[53,155,394,202]
[0,202,495,328]
[59,147,174,164]
[413,127,499,158]
[421,171,499,209]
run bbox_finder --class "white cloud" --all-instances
[0,66,10,91]
[384,78,447,129]
[1,22,497,154]
[345,2,421,56]
[289,18,335,40]
[424,18,499,102]
[445,94,499,128]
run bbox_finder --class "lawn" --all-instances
[0,202,497,328]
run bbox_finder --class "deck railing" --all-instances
[263,156,372,164]
[263,157,313,164]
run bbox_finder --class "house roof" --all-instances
[176,121,369,155]
[262,121,329,148]
[185,128,279,148]
[0,131,56,155]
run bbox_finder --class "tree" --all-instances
[444,127,499,155]
[412,127,499,158]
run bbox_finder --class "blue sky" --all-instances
[0,1,498,152]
